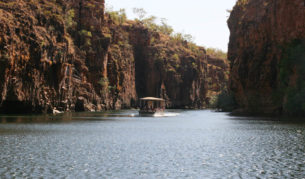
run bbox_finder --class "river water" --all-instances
[0,110,305,178]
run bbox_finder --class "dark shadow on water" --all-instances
[224,111,305,124]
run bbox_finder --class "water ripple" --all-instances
[0,110,305,178]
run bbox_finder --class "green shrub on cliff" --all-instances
[142,16,158,30]
[237,0,249,6]
[107,8,127,25]
[172,54,179,61]
[65,9,76,30]
[206,48,227,59]
[191,62,198,69]
[159,18,174,35]
[99,77,109,88]
[133,9,174,35]
[171,33,186,43]
[133,8,190,38]
[85,3,96,9]
[78,29,92,47]
[188,42,203,54]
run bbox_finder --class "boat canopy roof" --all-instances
[140,97,165,101]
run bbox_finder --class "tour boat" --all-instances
[139,97,165,116]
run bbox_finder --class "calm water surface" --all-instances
[0,110,305,178]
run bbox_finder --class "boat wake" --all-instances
[161,112,180,117]
[127,112,180,118]
[149,112,180,117]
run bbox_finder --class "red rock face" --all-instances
[0,0,109,113]
[228,0,305,115]
[109,22,205,108]
[0,0,229,113]
[123,23,229,108]
[206,55,230,99]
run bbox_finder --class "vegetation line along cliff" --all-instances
[0,0,229,113]
[228,0,305,116]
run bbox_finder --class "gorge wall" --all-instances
[0,0,229,113]
[228,0,305,115]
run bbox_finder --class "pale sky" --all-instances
[105,0,237,52]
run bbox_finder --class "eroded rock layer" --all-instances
[228,0,305,115]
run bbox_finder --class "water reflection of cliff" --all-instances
[0,113,73,123]
[0,111,137,123]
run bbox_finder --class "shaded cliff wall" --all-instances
[0,0,229,113]
[228,0,305,115]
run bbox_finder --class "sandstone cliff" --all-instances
[228,0,305,115]
[0,0,229,113]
